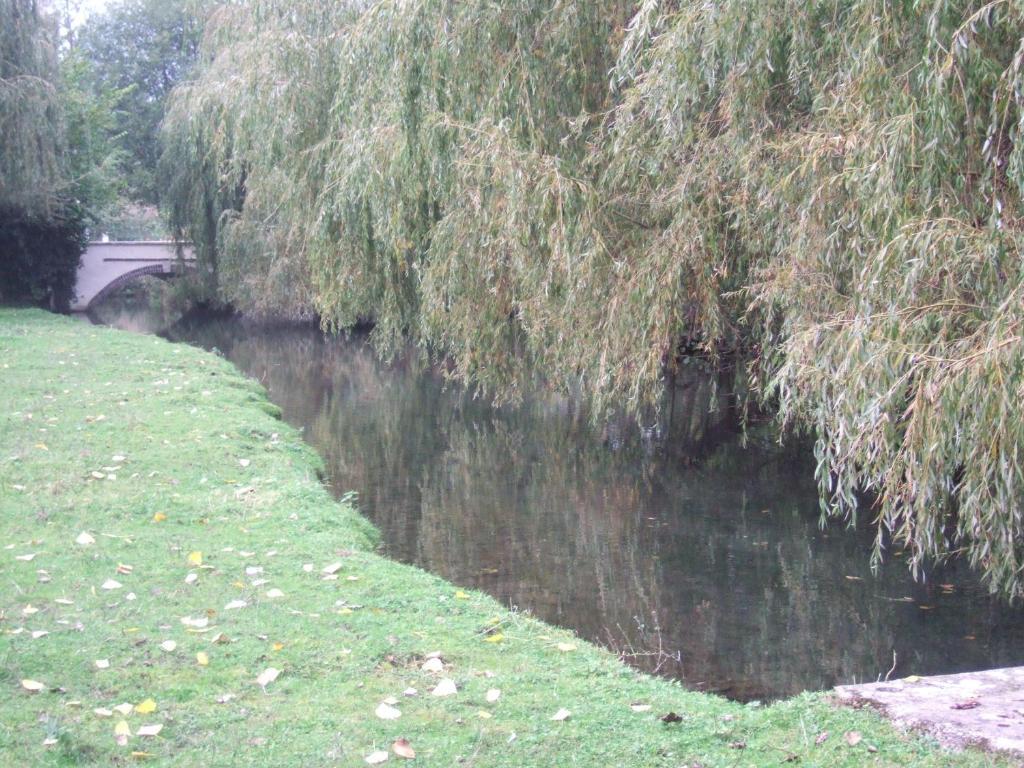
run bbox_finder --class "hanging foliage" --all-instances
[163,0,1024,598]
[0,0,84,309]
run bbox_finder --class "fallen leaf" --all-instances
[114,720,132,743]
[266,588,284,599]
[211,632,231,644]
[550,708,571,721]
[322,563,343,575]
[556,642,577,652]
[160,641,177,652]
[484,632,504,643]
[94,708,113,718]
[486,688,501,703]
[256,667,280,688]
[432,679,457,697]
[455,590,469,600]
[375,703,401,720]
[101,579,122,590]
[15,553,36,561]
[272,642,285,651]
[392,739,415,759]
[365,751,389,765]
[184,572,198,585]
[76,532,95,546]
[113,703,134,715]
[180,616,208,629]
[196,652,209,667]
[845,731,863,747]
[421,658,444,673]
[216,693,236,704]
[137,724,163,737]
[20,679,46,692]
[224,600,247,610]
[952,699,980,710]
[152,513,166,523]
[187,551,203,567]
[135,699,157,714]
[95,659,110,669]
[477,710,493,719]
[630,703,651,712]
[903,675,922,683]
[239,459,251,467]
[403,687,418,697]
[31,630,48,639]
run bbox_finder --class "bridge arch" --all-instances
[71,241,195,312]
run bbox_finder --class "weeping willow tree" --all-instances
[164,0,1024,598]
[0,0,84,309]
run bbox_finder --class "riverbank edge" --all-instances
[0,307,1007,767]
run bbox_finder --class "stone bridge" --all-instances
[71,241,196,312]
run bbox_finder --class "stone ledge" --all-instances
[835,667,1024,754]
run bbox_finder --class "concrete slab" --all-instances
[835,667,1024,755]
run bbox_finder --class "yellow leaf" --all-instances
[152,513,166,523]
[20,679,46,692]
[187,551,202,566]
[484,632,504,643]
[557,642,577,652]
[114,720,132,737]
[137,724,163,737]
[455,590,470,600]
[134,699,157,714]
[196,652,209,667]
[338,607,353,615]
[904,675,922,683]
[272,642,284,651]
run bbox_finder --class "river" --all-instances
[89,300,1024,701]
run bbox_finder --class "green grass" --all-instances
[0,307,1010,767]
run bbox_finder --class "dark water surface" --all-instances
[91,304,1024,700]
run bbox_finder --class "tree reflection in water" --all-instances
[167,316,1024,701]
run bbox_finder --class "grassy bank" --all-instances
[0,308,1008,767]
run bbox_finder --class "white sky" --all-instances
[77,0,114,22]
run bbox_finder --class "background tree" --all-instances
[76,0,202,206]
[0,0,84,309]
